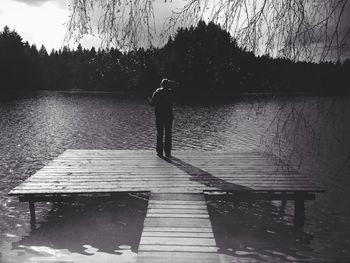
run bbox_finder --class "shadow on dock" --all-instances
[12,193,149,257]
[162,156,317,262]
[163,156,250,191]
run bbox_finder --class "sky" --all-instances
[0,0,349,61]
[0,0,74,51]
[0,0,182,51]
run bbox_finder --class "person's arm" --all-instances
[167,80,180,88]
[149,90,158,106]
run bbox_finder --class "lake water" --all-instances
[0,91,349,263]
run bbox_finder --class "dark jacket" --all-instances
[150,87,174,121]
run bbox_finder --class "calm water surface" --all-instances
[0,92,349,262]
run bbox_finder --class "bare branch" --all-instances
[66,0,350,61]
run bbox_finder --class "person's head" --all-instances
[160,78,170,90]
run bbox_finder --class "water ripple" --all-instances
[1,92,350,263]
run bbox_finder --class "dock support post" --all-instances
[278,198,287,221]
[294,197,305,227]
[29,201,36,229]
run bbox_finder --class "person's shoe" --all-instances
[165,153,171,158]
[157,152,163,158]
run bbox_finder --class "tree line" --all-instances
[0,22,349,97]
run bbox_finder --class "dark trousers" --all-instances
[156,119,172,156]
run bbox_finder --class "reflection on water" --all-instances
[6,245,136,263]
[1,91,350,262]
[3,194,148,263]
[207,198,320,263]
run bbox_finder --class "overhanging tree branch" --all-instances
[66,0,349,62]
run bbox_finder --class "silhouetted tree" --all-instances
[0,23,348,95]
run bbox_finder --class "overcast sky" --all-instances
[0,0,180,51]
[0,0,72,51]
[1,0,349,61]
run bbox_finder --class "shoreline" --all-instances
[0,89,349,98]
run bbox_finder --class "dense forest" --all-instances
[0,21,349,97]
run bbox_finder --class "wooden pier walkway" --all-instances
[138,193,220,263]
[9,150,323,262]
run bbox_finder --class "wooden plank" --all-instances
[30,174,302,178]
[30,173,293,178]
[35,171,298,176]
[19,180,317,187]
[146,214,210,218]
[139,237,216,246]
[142,232,214,238]
[148,201,207,205]
[16,179,317,186]
[39,166,293,170]
[26,173,306,177]
[9,188,208,195]
[10,189,322,196]
[40,166,294,170]
[148,205,208,209]
[56,154,275,157]
[150,193,205,201]
[142,227,213,233]
[51,157,278,161]
[137,252,220,263]
[138,245,218,253]
[149,196,205,201]
[53,164,266,168]
[49,162,287,168]
[147,209,208,214]
[12,184,320,191]
[34,167,293,171]
[11,186,321,195]
[15,182,206,188]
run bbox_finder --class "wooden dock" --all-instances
[9,150,323,262]
[138,193,220,263]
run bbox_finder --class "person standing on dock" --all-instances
[149,78,179,157]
